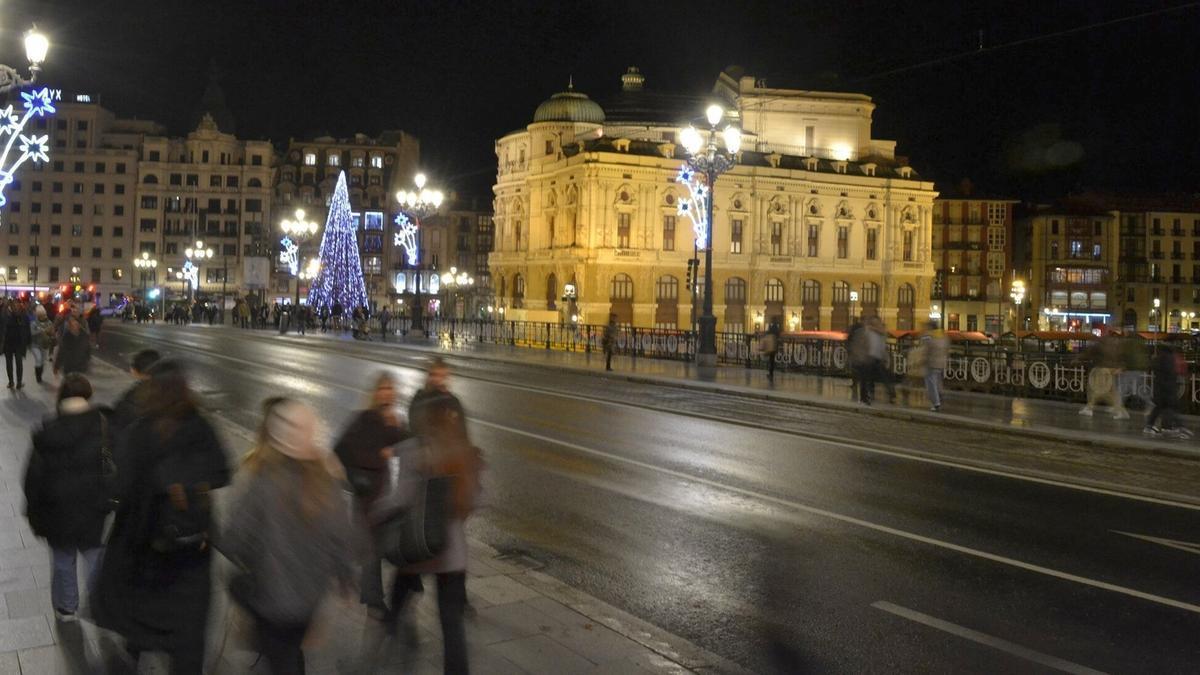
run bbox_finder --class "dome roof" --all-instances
[533,83,605,124]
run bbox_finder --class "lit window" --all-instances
[327,154,340,167]
[370,155,383,169]
[364,211,384,230]
[730,219,743,254]
[304,153,316,166]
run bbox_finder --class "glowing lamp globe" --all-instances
[414,173,427,190]
[24,29,48,65]
[705,104,724,127]
[680,126,702,155]
[723,126,742,154]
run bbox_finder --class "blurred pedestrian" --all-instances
[86,304,104,349]
[53,314,91,377]
[1145,345,1192,438]
[222,398,355,675]
[94,360,231,674]
[602,314,617,372]
[1079,335,1127,419]
[22,374,113,622]
[2,298,31,388]
[389,394,481,674]
[761,319,781,382]
[1119,335,1151,411]
[110,349,161,435]
[409,357,466,438]
[919,320,949,411]
[333,373,409,617]
[379,305,392,342]
[847,319,866,401]
[30,304,54,384]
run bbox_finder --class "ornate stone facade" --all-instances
[491,69,938,332]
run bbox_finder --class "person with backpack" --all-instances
[333,373,409,618]
[94,360,231,674]
[387,393,482,674]
[22,374,114,622]
[221,398,355,675]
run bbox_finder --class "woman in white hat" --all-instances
[220,398,356,675]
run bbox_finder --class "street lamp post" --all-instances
[1009,280,1026,333]
[395,172,445,337]
[439,267,475,320]
[0,266,7,297]
[279,209,318,332]
[134,252,158,320]
[1152,297,1161,332]
[0,27,48,94]
[184,240,213,302]
[679,104,742,367]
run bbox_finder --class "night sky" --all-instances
[10,0,1200,201]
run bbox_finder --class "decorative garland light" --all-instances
[306,171,369,311]
[0,87,55,209]
[675,164,709,249]
[393,211,419,266]
[280,236,299,276]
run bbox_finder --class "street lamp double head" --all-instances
[185,240,214,261]
[395,173,445,219]
[0,26,49,94]
[134,251,159,300]
[678,102,742,367]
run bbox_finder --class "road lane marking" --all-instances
[472,419,1200,616]
[110,326,1200,513]
[870,601,1107,674]
[1112,531,1200,556]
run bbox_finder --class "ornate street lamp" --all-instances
[439,266,474,319]
[279,208,318,322]
[133,251,158,303]
[394,172,445,337]
[678,103,741,367]
[1009,279,1026,332]
[0,27,48,94]
[184,240,213,301]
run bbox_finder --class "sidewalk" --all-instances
[0,359,744,674]
[276,326,1200,460]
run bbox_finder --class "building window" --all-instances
[245,198,262,213]
[70,247,81,257]
[50,246,59,257]
[91,247,101,258]
[730,219,743,254]
[836,226,848,259]
[364,211,384,230]
[807,224,819,257]
[765,278,784,302]
[140,218,156,232]
[987,203,1006,225]
[351,156,364,168]
[903,230,914,261]
[1093,244,1102,260]
[364,235,383,252]
[209,175,221,187]
[251,155,263,166]
[771,222,783,255]
[1069,240,1083,258]
[545,140,554,155]
[617,212,631,248]
[1051,241,1059,259]
[987,227,1005,249]
[1051,219,1059,235]
[116,162,126,174]
[866,229,878,260]
[987,252,1004,276]
[363,256,382,275]
[660,215,675,251]
[327,153,340,167]
[370,155,383,169]
[115,185,125,195]
[72,224,83,237]
[547,215,555,246]
[140,196,157,209]
[92,226,103,237]
[304,152,316,166]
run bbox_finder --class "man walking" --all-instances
[762,319,782,382]
[378,305,392,342]
[602,314,617,372]
[920,320,949,411]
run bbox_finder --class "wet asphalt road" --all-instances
[98,323,1200,674]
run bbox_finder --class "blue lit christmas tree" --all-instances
[306,171,368,311]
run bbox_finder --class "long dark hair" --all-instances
[140,359,198,440]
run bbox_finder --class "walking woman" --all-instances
[221,398,355,675]
[333,373,408,616]
[30,304,54,384]
[23,374,112,621]
[2,298,31,388]
[391,393,482,674]
[94,360,231,674]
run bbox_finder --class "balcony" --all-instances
[1171,276,1185,284]
[1193,228,1200,237]
[1151,251,1164,259]
[1172,252,1185,260]
[1152,228,1165,236]
[1173,229,1185,237]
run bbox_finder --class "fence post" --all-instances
[545,322,552,350]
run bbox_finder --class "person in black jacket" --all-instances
[23,374,111,622]
[334,372,408,617]
[2,298,32,388]
[94,360,231,675]
[110,349,160,436]
[54,314,90,377]
[408,357,466,438]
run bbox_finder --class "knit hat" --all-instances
[265,400,324,461]
[34,305,46,319]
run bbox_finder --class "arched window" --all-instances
[655,275,679,329]
[861,282,880,319]
[801,280,821,330]
[247,178,262,188]
[610,273,634,324]
[764,278,785,327]
[546,273,558,310]
[142,174,158,184]
[513,274,525,308]
[724,277,747,333]
[831,281,851,331]
[897,283,916,330]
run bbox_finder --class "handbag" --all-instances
[371,448,451,567]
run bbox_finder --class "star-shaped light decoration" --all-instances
[20,87,55,117]
[18,134,49,163]
[393,212,419,266]
[0,106,18,135]
[676,162,710,248]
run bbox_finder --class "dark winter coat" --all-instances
[333,409,407,507]
[110,381,150,438]
[1151,348,1182,402]
[1,311,31,355]
[55,327,91,374]
[23,405,112,548]
[94,412,231,652]
[408,387,466,439]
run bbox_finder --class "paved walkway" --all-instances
[0,357,742,674]
[259,324,1199,458]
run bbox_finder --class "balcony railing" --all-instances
[1172,252,1185,259]
[1153,228,1166,236]
[1173,229,1185,236]
[1151,251,1164,259]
